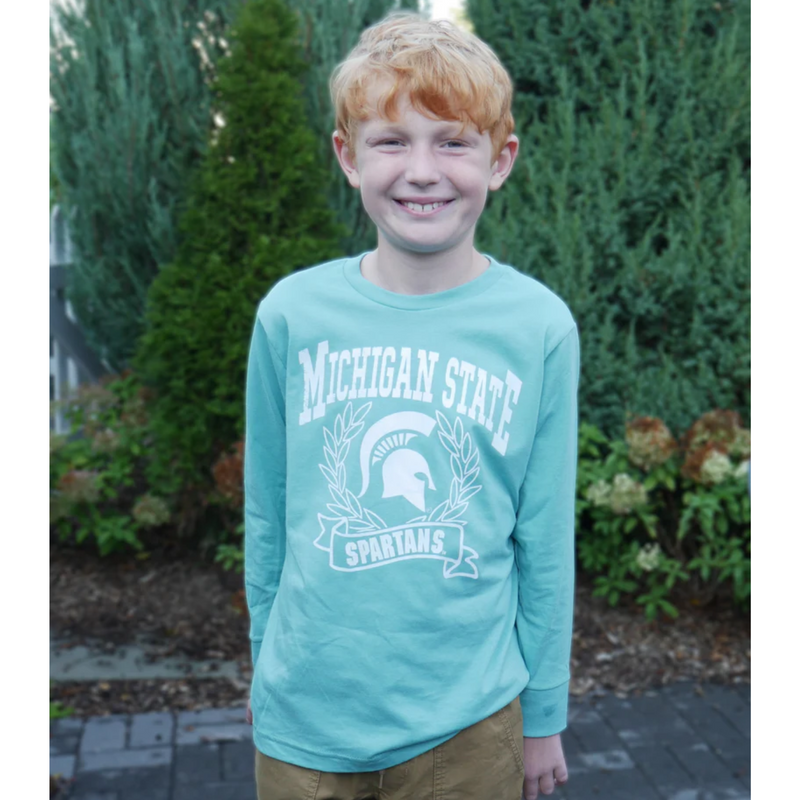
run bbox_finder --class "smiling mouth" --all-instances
[395,199,454,213]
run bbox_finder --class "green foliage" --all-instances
[49,700,75,720]
[468,0,750,437]
[133,0,344,523]
[288,0,419,255]
[215,523,245,574]
[49,0,240,370]
[50,373,172,557]
[207,441,246,569]
[576,415,750,620]
[49,133,60,212]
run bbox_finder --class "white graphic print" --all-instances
[313,401,481,579]
[358,411,438,512]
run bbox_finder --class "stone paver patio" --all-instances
[50,681,750,800]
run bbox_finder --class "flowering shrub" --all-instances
[625,416,678,471]
[50,372,172,556]
[576,410,750,620]
[209,440,245,573]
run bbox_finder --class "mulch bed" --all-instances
[50,546,749,718]
[52,678,249,717]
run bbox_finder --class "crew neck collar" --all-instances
[343,251,503,310]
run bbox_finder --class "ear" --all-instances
[332,130,361,190]
[488,134,520,191]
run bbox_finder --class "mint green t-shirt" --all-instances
[244,252,580,772]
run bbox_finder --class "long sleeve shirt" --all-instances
[244,252,579,772]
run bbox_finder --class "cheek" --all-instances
[362,170,398,204]
[454,174,490,207]
[462,166,494,192]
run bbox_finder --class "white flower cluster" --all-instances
[585,480,612,507]
[699,451,733,485]
[636,543,661,572]
[132,494,171,528]
[586,473,649,515]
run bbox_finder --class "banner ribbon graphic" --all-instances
[314,515,479,579]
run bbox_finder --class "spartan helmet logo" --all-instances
[357,412,437,512]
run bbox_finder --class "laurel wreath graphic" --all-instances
[318,401,387,533]
[318,403,482,531]
[410,410,482,526]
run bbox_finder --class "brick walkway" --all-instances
[50,681,750,800]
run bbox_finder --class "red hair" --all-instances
[331,13,515,162]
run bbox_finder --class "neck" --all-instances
[361,237,489,296]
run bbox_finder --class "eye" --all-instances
[443,140,467,149]
[379,139,404,146]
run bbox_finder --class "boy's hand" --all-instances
[245,697,253,725]
[522,734,568,798]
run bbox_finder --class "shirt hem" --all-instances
[250,686,526,772]
[252,726,457,772]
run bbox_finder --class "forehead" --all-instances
[356,86,481,138]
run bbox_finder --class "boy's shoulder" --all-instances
[493,258,577,346]
[256,255,349,313]
[496,259,572,312]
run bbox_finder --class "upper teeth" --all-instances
[402,201,447,212]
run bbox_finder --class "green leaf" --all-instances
[658,599,679,619]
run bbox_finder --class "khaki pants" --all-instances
[255,696,524,800]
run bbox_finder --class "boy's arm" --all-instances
[244,308,287,669]
[512,324,580,738]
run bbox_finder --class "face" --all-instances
[333,91,518,257]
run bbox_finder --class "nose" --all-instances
[404,146,440,186]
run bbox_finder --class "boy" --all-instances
[244,13,579,800]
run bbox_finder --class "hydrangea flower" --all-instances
[132,494,171,528]
[699,450,734,485]
[636,543,661,572]
[57,469,101,505]
[586,479,612,508]
[625,416,677,471]
[586,474,648,515]
[682,409,747,456]
[608,473,649,515]
[730,429,751,460]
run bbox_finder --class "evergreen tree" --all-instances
[133,0,344,511]
[50,0,240,370]
[468,0,750,436]
[289,0,419,255]
[50,127,60,212]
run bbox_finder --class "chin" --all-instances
[382,231,463,255]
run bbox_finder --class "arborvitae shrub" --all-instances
[468,0,750,437]
[134,0,344,523]
[49,0,238,370]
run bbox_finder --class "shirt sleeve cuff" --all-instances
[519,681,570,737]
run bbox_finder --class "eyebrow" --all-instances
[364,123,474,142]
